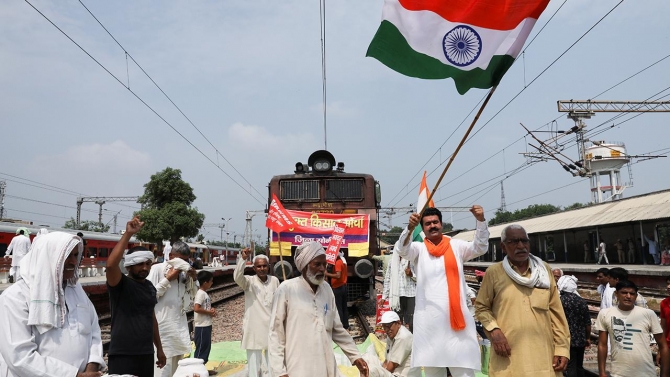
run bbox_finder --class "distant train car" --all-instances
[267,150,381,300]
[207,244,241,265]
[0,222,148,260]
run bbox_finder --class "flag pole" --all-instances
[420,86,498,216]
[277,232,287,281]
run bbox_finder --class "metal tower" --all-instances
[499,181,507,212]
[557,100,670,202]
[76,196,139,228]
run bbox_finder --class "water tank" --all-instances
[584,142,629,172]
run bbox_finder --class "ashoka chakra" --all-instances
[442,25,482,67]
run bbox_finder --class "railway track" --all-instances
[100,282,244,354]
[349,303,373,342]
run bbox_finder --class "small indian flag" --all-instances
[412,171,435,242]
[367,0,550,94]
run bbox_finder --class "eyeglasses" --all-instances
[504,238,530,245]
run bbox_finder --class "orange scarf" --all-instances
[424,236,465,331]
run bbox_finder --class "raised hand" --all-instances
[126,216,144,235]
[469,205,485,222]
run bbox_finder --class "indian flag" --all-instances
[367,0,550,94]
[412,171,435,242]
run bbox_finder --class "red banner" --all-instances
[325,222,347,265]
[375,294,391,335]
[269,210,370,257]
[266,194,296,233]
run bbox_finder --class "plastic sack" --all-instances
[173,358,208,377]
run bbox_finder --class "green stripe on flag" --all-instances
[366,20,516,94]
[412,227,425,242]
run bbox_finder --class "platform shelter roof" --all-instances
[453,189,670,241]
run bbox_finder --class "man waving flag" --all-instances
[367,0,550,94]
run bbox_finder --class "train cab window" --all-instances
[325,179,364,201]
[280,180,320,201]
[87,247,98,258]
[99,248,109,258]
[0,243,7,257]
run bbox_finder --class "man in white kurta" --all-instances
[397,206,489,377]
[0,232,105,377]
[4,230,31,282]
[234,249,280,376]
[268,241,369,377]
[148,241,198,377]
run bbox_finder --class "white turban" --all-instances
[557,275,580,296]
[124,250,154,266]
[295,241,325,272]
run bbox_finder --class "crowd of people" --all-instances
[1,209,669,377]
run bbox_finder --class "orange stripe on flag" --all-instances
[419,171,435,208]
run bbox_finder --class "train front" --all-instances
[267,150,381,301]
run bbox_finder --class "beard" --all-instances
[305,269,324,286]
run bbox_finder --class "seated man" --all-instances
[367,311,421,377]
[0,232,105,377]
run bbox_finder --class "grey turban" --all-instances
[295,241,325,272]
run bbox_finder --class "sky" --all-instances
[1,0,669,243]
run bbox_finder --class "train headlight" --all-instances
[354,259,374,278]
[274,261,293,280]
[314,160,331,172]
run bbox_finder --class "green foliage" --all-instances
[63,217,110,233]
[196,234,205,243]
[564,202,588,211]
[488,202,590,226]
[138,167,196,208]
[488,204,561,226]
[380,226,404,245]
[134,168,205,245]
[442,222,454,232]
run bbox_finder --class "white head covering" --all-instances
[124,250,154,266]
[557,275,580,296]
[294,241,325,272]
[34,228,49,240]
[19,231,83,334]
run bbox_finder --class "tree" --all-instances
[380,226,404,245]
[442,222,454,232]
[196,234,205,243]
[63,217,110,233]
[134,167,205,246]
[488,204,561,226]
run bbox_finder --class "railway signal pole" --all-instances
[76,196,139,228]
[0,181,5,220]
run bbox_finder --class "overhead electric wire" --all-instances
[319,0,328,149]
[23,0,265,206]
[387,0,623,208]
[76,0,267,204]
[0,171,142,211]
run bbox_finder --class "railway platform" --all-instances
[465,261,670,290]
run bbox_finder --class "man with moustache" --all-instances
[396,206,489,377]
[234,249,280,377]
[106,217,166,377]
[475,224,570,377]
[0,232,105,377]
[268,241,369,377]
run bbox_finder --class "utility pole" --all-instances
[0,181,6,220]
[222,217,231,265]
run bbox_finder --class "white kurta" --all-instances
[0,280,105,377]
[396,221,489,369]
[6,235,31,267]
[234,255,280,350]
[269,276,361,377]
[148,263,192,358]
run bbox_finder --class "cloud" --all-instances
[32,140,151,174]
[227,122,317,153]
